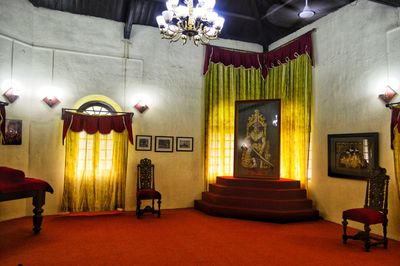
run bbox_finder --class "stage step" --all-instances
[195,176,319,223]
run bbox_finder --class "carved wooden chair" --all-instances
[136,158,161,218]
[342,167,389,251]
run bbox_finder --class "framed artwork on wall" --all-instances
[135,135,152,151]
[233,99,281,179]
[155,136,173,152]
[2,119,22,145]
[328,132,379,180]
[176,137,193,152]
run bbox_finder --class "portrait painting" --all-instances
[233,100,281,179]
[3,119,22,145]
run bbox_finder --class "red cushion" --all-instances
[137,189,161,200]
[0,167,25,182]
[343,208,386,225]
[0,177,54,194]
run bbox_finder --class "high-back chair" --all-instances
[342,167,389,251]
[136,158,161,218]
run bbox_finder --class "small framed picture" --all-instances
[2,119,22,145]
[135,135,152,151]
[176,137,193,152]
[155,136,173,152]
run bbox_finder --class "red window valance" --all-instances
[62,111,133,144]
[203,30,314,78]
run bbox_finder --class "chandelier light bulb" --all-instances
[298,0,315,19]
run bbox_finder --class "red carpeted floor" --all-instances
[0,208,399,266]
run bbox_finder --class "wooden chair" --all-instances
[342,167,389,251]
[136,158,161,218]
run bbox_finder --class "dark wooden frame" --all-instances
[328,132,379,180]
[155,136,173,152]
[2,119,22,145]
[233,99,281,179]
[176,137,193,152]
[135,135,152,151]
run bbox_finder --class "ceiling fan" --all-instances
[262,0,344,28]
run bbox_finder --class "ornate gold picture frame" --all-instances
[234,100,281,179]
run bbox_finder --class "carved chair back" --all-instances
[137,158,155,190]
[365,167,389,214]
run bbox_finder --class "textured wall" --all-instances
[270,0,400,240]
[0,0,261,220]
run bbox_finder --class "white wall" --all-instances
[0,0,261,220]
[270,0,400,240]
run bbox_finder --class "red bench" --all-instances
[0,167,54,234]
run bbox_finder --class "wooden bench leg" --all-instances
[32,191,45,234]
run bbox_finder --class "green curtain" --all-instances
[204,54,312,189]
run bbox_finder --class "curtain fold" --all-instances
[204,31,313,189]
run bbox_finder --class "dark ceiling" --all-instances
[28,0,399,50]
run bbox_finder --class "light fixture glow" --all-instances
[298,0,315,19]
[134,101,149,113]
[156,0,224,45]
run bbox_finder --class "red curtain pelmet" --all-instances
[62,111,133,144]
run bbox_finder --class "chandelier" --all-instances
[156,0,225,45]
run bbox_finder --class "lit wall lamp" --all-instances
[3,87,19,103]
[134,101,149,113]
[378,85,397,104]
[2,41,19,103]
[42,50,61,108]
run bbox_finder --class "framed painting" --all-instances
[155,136,173,152]
[233,99,281,179]
[2,119,22,145]
[328,132,379,179]
[176,137,193,152]
[135,135,152,151]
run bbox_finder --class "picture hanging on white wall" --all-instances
[2,119,22,145]
[155,136,173,152]
[135,135,152,151]
[176,137,193,152]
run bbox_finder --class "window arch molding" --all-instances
[72,95,122,112]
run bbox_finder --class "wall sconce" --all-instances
[134,101,149,113]
[43,96,60,108]
[3,87,19,103]
[378,85,397,104]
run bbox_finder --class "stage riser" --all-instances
[202,193,312,210]
[194,200,319,223]
[195,176,319,222]
[209,184,307,199]
[216,176,301,189]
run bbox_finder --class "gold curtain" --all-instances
[204,63,264,186]
[62,130,128,212]
[204,55,312,188]
[264,54,312,188]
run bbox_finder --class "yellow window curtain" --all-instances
[61,111,133,212]
[204,63,264,186]
[264,54,312,188]
[62,130,128,212]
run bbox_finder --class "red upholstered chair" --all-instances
[342,167,389,251]
[136,158,161,218]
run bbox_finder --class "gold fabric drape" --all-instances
[264,55,312,188]
[392,115,400,200]
[62,130,128,212]
[204,55,312,188]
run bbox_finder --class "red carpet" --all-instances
[0,208,399,266]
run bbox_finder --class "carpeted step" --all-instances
[194,200,320,223]
[209,183,307,199]
[201,192,313,211]
[216,176,301,189]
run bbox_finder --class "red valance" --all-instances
[203,45,265,76]
[264,31,313,69]
[62,111,133,144]
[390,108,400,149]
[203,31,314,78]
